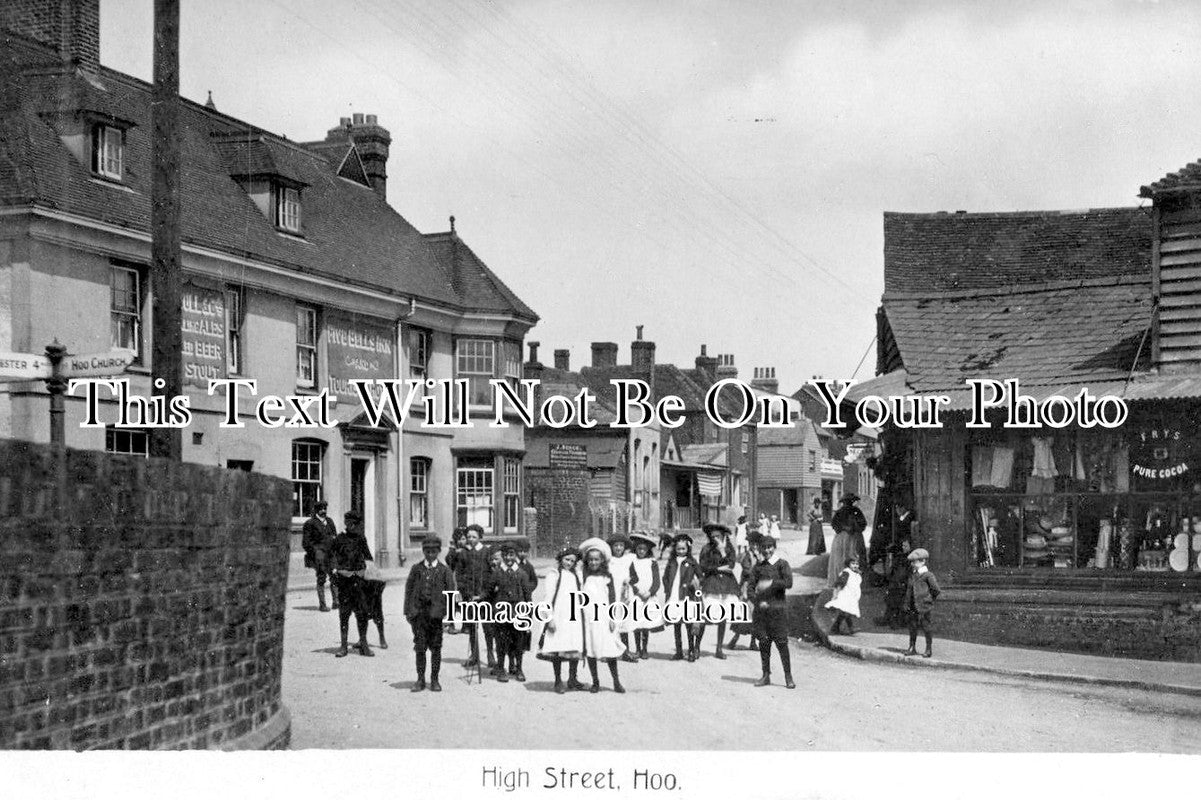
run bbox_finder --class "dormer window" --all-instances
[91,124,124,180]
[275,185,302,233]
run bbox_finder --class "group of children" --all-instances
[399,520,942,693]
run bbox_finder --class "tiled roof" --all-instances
[884,276,1151,392]
[0,40,536,320]
[1140,160,1201,197]
[423,233,537,319]
[884,208,1152,295]
[679,443,727,467]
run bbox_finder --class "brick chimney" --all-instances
[1,0,101,73]
[554,349,570,371]
[591,342,618,369]
[324,113,391,199]
[716,353,738,380]
[751,366,779,394]
[694,345,717,384]
[524,341,543,381]
[631,325,656,374]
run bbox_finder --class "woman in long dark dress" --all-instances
[806,497,826,555]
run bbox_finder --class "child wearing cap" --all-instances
[627,532,663,659]
[750,535,795,688]
[904,548,941,658]
[661,533,701,661]
[537,548,586,693]
[404,536,455,692]
[510,542,539,676]
[486,543,534,682]
[453,524,492,669]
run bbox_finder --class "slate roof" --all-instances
[678,443,728,468]
[884,208,1152,295]
[880,209,1154,394]
[0,36,536,321]
[1140,160,1201,197]
[423,233,537,318]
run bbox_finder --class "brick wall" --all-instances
[936,589,1201,662]
[0,439,293,749]
[0,0,100,71]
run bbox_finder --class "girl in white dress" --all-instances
[627,532,663,659]
[537,548,586,693]
[825,556,863,635]
[607,535,637,662]
[580,544,626,693]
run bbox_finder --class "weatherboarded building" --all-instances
[851,194,1201,661]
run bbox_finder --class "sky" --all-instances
[97,0,1201,394]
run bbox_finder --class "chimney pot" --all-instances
[326,113,391,199]
[636,324,644,341]
[554,349,570,371]
[528,341,541,364]
[353,113,365,125]
[366,114,378,125]
[340,116,351,127]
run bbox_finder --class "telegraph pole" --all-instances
[150,0,182,460]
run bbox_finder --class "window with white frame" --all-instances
[410,457,430,529]
[456,458,494,532]
[456,339,495,407]
[226,286,244,374]
[503,457,520,532]
[408,328,431,381]
[809,449,817,472]
[296,305,317,388]
[276,185,301,233]
[504,341,522,389]
[741,431,749,454]
[92,124,123,180]
[292,440,324,518]
[110,264,142,361]
[105,426,148,457]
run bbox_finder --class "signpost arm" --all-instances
[149,0,183,460]
[45,341,66,448]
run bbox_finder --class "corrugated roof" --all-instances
[1140,160,1201,197]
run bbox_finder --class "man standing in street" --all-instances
[405,536,455,692]
[302,500,338,612]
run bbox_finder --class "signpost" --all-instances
[1,342,134,447]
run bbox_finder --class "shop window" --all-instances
[456,457,494,532]
[226,286,244,374]
[110,263,144,362]
[105,426,148,457]
[503,456,520,532]
[292,439,324,518]
[410,457,430,529]
[968,419,1201,573]
[296,304,318,389]
[91,123,124,180]
[456,339,494,407]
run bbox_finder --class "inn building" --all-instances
[0,1,537,564]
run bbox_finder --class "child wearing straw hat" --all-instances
[577,537,627,693]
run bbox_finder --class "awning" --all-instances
[696,472,723,498]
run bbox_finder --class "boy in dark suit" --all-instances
[751,535,795,688]
[330,512,373,657]
[903,548,941,658]
[454,524,492,668]
[404,536,456,692]
[487,543,533,682]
